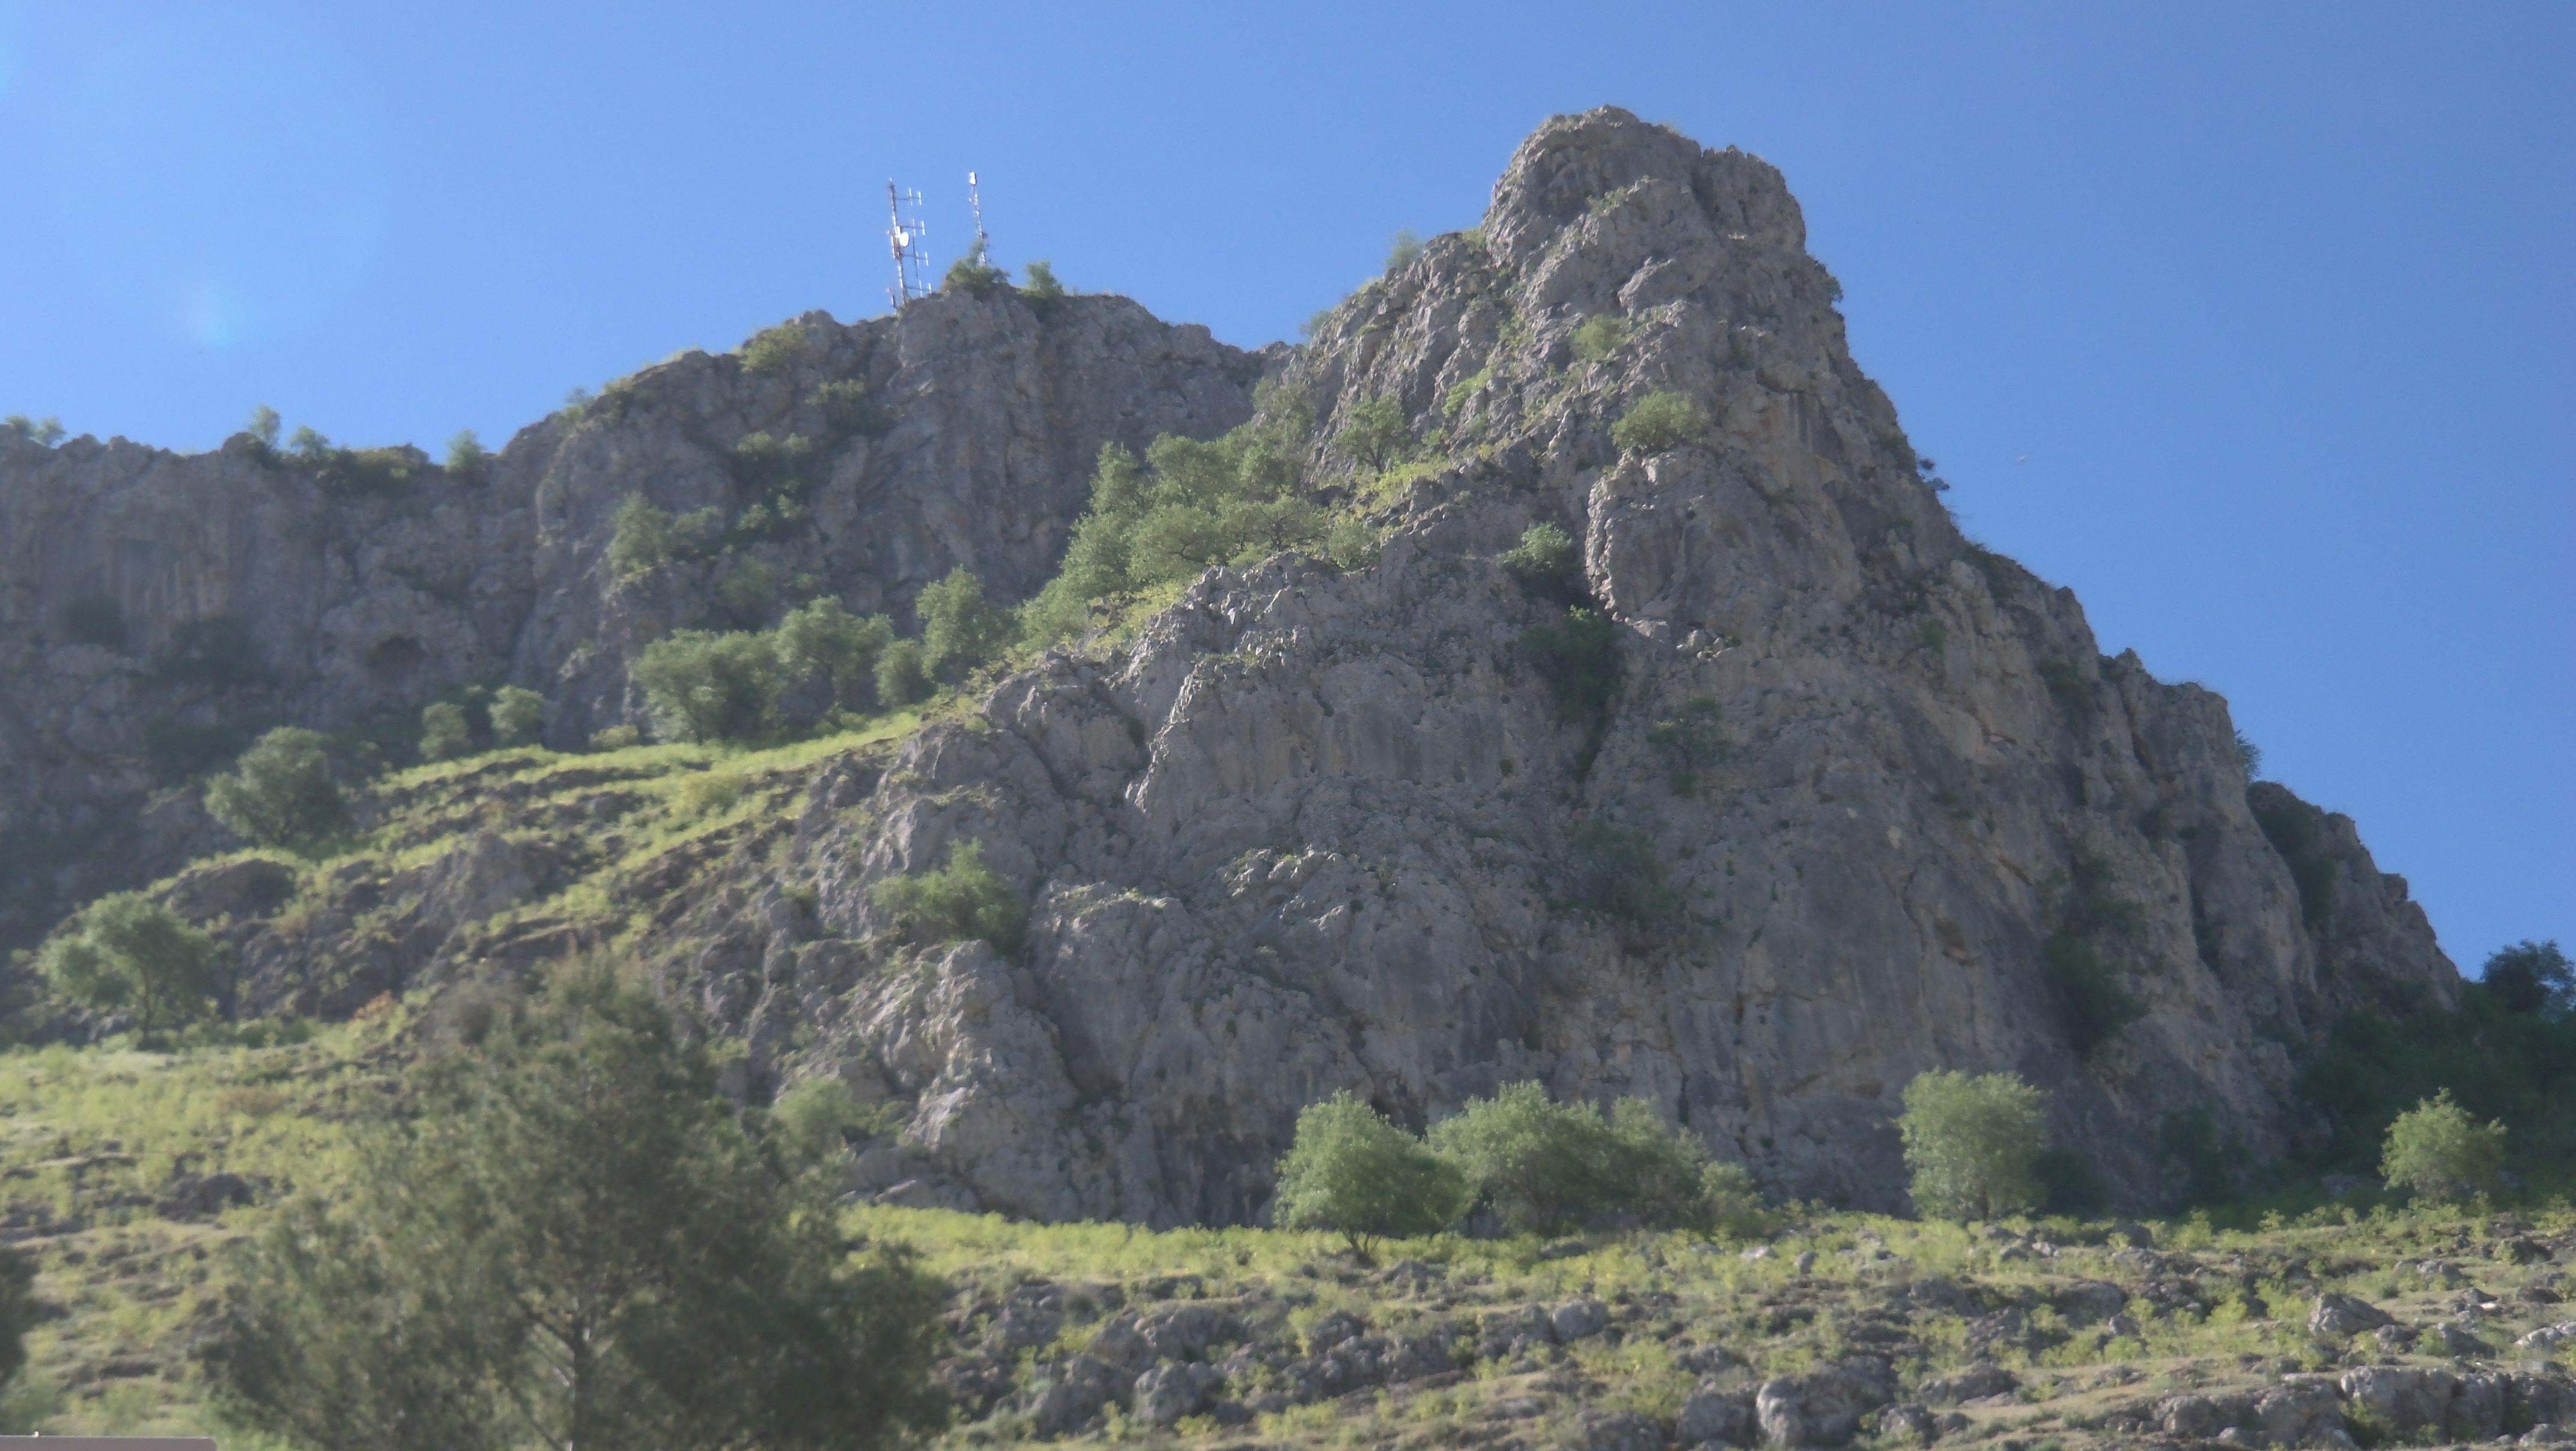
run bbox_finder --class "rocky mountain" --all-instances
[0,108,2455,1220]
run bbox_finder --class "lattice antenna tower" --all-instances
[967,170,991,266]
[886,180,932,310]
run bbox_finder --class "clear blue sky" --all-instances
[1,2,2567,970]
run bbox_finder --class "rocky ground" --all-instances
[884,1204,2576,1450]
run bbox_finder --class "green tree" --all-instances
[1567,822,1678,926]
[38,891,225,1033]
[2482,939,2572,1017]
[941,247,1010,296]
[209,969,944,1451]
[1572,314,1629,362]
[1343,395,1409,470]
[916,568,1013,681]
[1271,1091,1468,1259]
[421,701,474,762]
[631,631,784,744]
[4,414,67,447]
[774,598,894,710]
[1611,390,1706,455]
[205,727,348,850]
[1499,523,1584,605]
[1018,260,1068,308]
[2380,1089,2506,1204]
[1517,607,1623,723]
[1383,228,1424,274]
[871,840,1022,953]
[246,404,283,450]
[1425,1082,1725,1236]
[1897,1070,2047,1222]
[872,639,932,707]
[445,429,490,481]
[490,686,546,748]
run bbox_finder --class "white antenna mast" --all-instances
[886,180,932,310]
[968,171,991,265]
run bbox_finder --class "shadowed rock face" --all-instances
[0,108,2453,1220]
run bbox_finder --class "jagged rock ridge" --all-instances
[0,108,2453,1219]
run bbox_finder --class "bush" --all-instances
[2249,786,2338,928]
[2297,980,2576,1183]
[489,686,545,748]
[1611,390,1706,455]
[4,414,66,447]
[0,1244,31,1400]
[715,557,781,623]
[153,616,266,687]
[39,891,225,1032]
[1018,414,1322,646]
[588,724,642,752]
[1424,1083,1738,1236]
[2043,933,2140,1056]
[1897,1070,2047,1221]
[2482,939,2571,1017]
[1342,395,1409,470]
[606,494,722,578]
[873,639,931,708]
[2380,1090,2506,1203]
[443,429,489,482]
[871,839,1022,953]
[916,567,1014,681]
[810,380,893,438]
[768,1077,898,1165]
[941,249,1010,296]
[420,701,473,762]
[1646,695,1727,794]
[1567,822,1678,926]
[775,598,895,710]
[205,727,348,850]
[1572,314,1629,362]
[1019,259,1068,309]
[1517,607,1623,723]
[60,593,127,649]
[1272,1091,1469,1256]
[728,431,816,491]
[1384,229,1424,273]
[631,631,784,743]
[245,405,282,450]
[740,321,813,374]
[1500,523,1584,604]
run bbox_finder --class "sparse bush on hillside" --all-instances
[1271,1091,1469,1257]
[872,839,1022,954]
[1572,314,1629,362]
[488,686,545,748]
[1516,607,1623,724]
[60,593,127,650]
[245,405,282,451]
[775,598,895,711]
[631,631,784,744]
[2480,939,2569,1019]
[941,249,1010,297]
[917,568,1014,682]
[419,701,473,762]
[1611,390,1706,455]
[1341,395,1410,470]
[769,1077,900,1166]
[1646,695,1727,795]
[872,639,932,708]
[1019,414,1322,646]
[607,494,724,579]
[210,967,944,1450]
[2249,788,2338,929]
[205,727,347,850]
[1019,260,1069,311]
[0,1243,31,1401]
[40,891,225,1033]
[2044,932,2141,1056]
[1383,229,1424,274]
[2233,730,2264,779]
[443,429,488,482]
[1500,522,1585,605]
[4,414,65,447]
[1898,1070,2047,1222]
[810,379,893,438]
[741,320,814,374]
[2381,1090,2506,1204]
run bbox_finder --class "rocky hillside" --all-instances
[0,108,2455,1219]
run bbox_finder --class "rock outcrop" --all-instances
[0,108,2456,1217]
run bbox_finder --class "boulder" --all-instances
[1755,1357,1896,1447]
[2310,1293,2395,1337]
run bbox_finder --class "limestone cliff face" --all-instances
[0,108,2453,1218]
[0,296,1262,947]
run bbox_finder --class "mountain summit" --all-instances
[0,108,2451,1219]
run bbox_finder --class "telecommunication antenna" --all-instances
[967,171,991,265]
[886,180,932,310]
